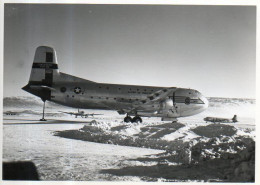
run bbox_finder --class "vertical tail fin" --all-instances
[22,46,59,101]
[29,46,59,86]
[232,115,238,122]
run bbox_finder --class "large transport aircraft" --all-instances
[22,46,208,122]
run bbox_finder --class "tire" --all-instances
[124,116,132,123]
[132,116,142,123]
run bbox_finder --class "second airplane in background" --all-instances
[60,109,103,118]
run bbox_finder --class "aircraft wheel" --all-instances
[124,116,132,123]
[132,116,142,123]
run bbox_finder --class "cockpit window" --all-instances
[172,96,205,104]
[189,98,204,104]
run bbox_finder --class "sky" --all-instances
[4,4,256,98]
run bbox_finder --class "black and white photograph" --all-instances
[1,2,257,183]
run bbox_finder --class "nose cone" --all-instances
[200,94,209,110]
[176,89,208,117]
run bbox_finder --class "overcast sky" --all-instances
[4,4,256,98]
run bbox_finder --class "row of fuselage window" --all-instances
[97,86,155,92]
[66,94,143,102]
[61,87,155,94]
[65,95,159,107]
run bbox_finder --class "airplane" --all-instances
[22,46,208,122]
[4,111,20,116]
[204,115,238,123]
[60,109,103,118]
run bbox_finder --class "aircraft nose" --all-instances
[200,93,208,109]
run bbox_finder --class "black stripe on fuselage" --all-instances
[32,63,58,69]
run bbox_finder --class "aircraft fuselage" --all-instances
[22,46,208,121]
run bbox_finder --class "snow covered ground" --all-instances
[3,121,164,181]
[2,96,256,181]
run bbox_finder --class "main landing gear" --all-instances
[124,115,142,123]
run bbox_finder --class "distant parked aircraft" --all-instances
[22,46,208,122]
[60,109,103,118]
[204,115,238,123]
[4,111,20,116]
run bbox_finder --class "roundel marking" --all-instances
[60,87,67,93]
[74,87,82,94]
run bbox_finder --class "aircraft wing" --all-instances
[127,87,175,113]
[133,87,175,106]
[100,87,175,114]
[84,113,103,117]
[59,111,75,115]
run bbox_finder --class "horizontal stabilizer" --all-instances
[27,85,56,91]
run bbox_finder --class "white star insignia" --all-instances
[74,87,81,94]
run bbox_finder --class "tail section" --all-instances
[29,46,59,86]
[22,46,59,101]
[232,115,238,122]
